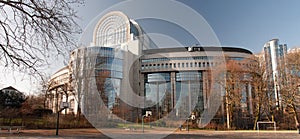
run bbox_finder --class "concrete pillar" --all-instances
[248,83,253,115]
[171,72,176,109]
[203,71,208,109]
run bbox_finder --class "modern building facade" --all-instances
[46,11,258,127]
[263,39,287,109]
[141,47,256,120]
[46,11,156,116]
[45,66,76,114]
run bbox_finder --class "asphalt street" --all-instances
[0,128,300,139]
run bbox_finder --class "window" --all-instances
[146,73,171,82]
[176,71,202,81]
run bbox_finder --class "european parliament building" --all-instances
[45,11,257,127]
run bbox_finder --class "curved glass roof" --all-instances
[94,11,130,47]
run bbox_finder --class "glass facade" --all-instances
[75,47,124,110]
[264,39,287,108]
[144,71,204,119]
[175,72,203,118]
[144,73,171,119]
[130,22,140,37]
[141,56,214,63]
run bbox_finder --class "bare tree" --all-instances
[281,50,300,127]
[248,55,271,130]
[70,48,109,118]
[215,55,261,129]
[0,0,82,75]
[21,93,46,116]
[215,57,246,129]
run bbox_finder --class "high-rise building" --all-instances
[263,39,287,109]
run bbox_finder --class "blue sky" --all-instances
[76,0,300,53]
[188,0,300,53]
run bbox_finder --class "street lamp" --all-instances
[56,102,69,136]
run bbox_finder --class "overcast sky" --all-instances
[2,0,300,94]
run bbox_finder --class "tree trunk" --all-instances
[253,103,261,130]
[292,104,299,126]
[226,91,230,129]
[77,105,81,121]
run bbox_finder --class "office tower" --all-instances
[263,39,287,109]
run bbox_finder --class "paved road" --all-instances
[1,128,300,139]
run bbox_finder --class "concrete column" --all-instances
[171,72,176,109]
[203,71,208,109]
[156,82,160,119]
[188,81,192,114]
[248,83,253,115]
[220,84,225,119]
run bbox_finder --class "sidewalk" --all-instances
[0,128,108,138]
[1,128,300,139]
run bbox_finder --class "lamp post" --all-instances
[187,118,190,133]
[56,102,69,136]
[149,115,151,128]
[142,115,146,133]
